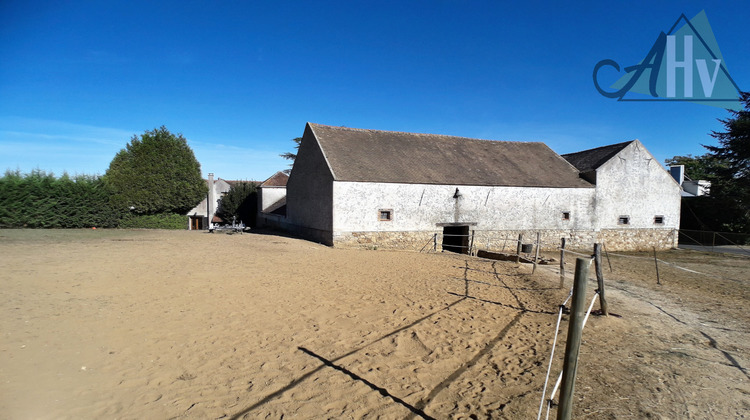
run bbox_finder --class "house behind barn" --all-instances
[257,171,288,229]
[274,123,680,251]
[186,174,255,230]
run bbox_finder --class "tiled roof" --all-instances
[308,123,592,188]
[265,197,287,215]
[260,171,289,187]
[561,141,635,173]
[223,179,259,186]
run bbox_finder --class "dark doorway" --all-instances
[190,216,204,230]
[442,225,470,254]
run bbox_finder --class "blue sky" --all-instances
[1,1,747,181]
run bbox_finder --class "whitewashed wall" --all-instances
[259,187,286,212]
[332,182,596,233]
[593,141,681,230]
[286,126,335,243]
[186,178,231,228]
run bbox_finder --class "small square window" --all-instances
[378,209,393,221]
[618,215,630,225]
[562,211,570,221]
[654,215,664,225]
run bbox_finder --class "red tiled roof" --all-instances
[260,171,288,187]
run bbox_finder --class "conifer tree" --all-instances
[104,126,207,215]
[704,92,750,232]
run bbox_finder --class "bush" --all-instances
[118,213,186,229]
[216,181,258,226]
[0,170,121,228]
[104,126,207,215]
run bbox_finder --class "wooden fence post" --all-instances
[602,242,613,272]
[593,243,608,316]
[559,238,566,288]
[469,230,475,256]
[557,258,589,420]
[652,246,661,285]
[516,233,523,264]
[433,233,437,252]
[532,232,541,274]
[712,232,716,250]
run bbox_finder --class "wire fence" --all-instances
[679,229,750,246]
[426,231,746,418]
[418,228,683,256]
[678,229,750,255]
[537,259,600,420]
[534,236,747,417]
[419,228,749,261]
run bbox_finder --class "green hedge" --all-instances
[118,213,186,229]
[0,170,122,228]
[0,170,192,229]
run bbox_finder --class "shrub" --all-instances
[0,170,121,228]
[118,213,186,229]
[104,126,207,215]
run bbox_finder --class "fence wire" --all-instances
[538,291,600,420]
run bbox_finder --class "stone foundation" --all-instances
[260,217,333,246]
[333,231,437,251]
[333,229,678,252]
[597,229,678,251]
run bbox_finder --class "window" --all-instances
[654,215,664,225]
[562,211,571,221]
[618,215,630,225]
[378,209,393,221]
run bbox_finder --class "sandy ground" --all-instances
[0,229,748,419]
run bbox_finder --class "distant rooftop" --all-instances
[260,171,289,187]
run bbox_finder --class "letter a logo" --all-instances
[593,10,742,110]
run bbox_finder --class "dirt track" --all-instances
[0,229,748,419]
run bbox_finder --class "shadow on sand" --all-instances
[230,259,555,419]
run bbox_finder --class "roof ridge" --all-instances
[308,122,545,145]
[220,178,259,184]
[307,122,592,188]
[260,171,289,187]
[561,140,636,157]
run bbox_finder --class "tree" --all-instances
[703,92,750,232]
[663,154,727,181]
[0,170,120,228]
[671,93,750,232]
[104,126,207,215]
[280,137,302,174]
[216,181,258,226]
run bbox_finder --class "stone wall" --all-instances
[333,231,440,251]
[333,228,678,252]
[594,141,682,230]
[286,125,334,235]
[597,228,678,251]
[332,182,596,232]
[260,215,333,246]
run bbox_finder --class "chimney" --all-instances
[207,173,215,223]
[669,165,684,186]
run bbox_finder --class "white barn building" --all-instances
[257,171,288,229]
[186,174,254,230]
[186,173,231,230]
[277,123,681,251]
